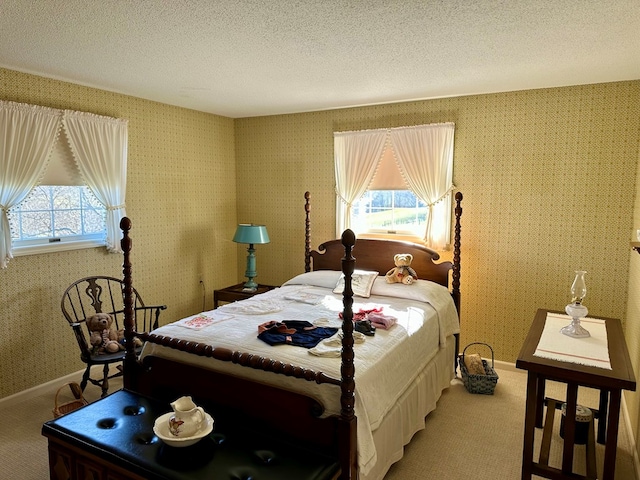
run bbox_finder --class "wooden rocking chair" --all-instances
[61,276,166,397]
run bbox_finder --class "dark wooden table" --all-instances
[516,308,636,480]
[213,283,277,308]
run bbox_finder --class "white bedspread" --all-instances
[140,276,459,475]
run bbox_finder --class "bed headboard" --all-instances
[304,191,463,313]
[310,237,449,283]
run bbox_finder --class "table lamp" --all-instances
[233,224,270,292]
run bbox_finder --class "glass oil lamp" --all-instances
[561,270,590,338]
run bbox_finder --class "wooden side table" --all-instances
[214,283,277,308]
[516,308,636,480]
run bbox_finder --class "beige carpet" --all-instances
[0,365,636,479]
[385,365,637,480]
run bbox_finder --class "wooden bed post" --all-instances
[340,229,358,479]
[120,216,137,389]
[305,191,311,273]
[452,192,463,312]
[452,192,463,371]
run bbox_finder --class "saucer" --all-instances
[153,412,215,447]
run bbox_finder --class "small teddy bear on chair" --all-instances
[87,313,124,354]
[385,253,418,285]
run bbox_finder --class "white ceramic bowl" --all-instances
[153,412,214,447]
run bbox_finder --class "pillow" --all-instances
[333,270,379,298]
[370,277,449,302]
[282,271,342,289]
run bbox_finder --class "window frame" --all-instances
[9,184,107,256]
[11,236,106,256]
[351,189,429,238]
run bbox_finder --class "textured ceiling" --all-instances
[1,1,639,118]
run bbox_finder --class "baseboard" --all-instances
[0,368,85,409]
[494,359,521,373]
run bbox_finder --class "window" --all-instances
[334,123,455,249]
[8,128,107,255]
[352,190,427,236]
[9,185,106,255]
[1,100,128,268]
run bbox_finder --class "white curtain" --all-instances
[390,123,455,249]
[63,111,128,253]
[334,129,388,236]
[0,100,128,267]
[334,122,455,248]
[0,101,60,268]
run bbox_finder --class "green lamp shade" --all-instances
[232,224,270,245]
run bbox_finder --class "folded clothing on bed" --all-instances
[309,330,367,357]
[257,320,338,348]
[340,307,383,321]
[367,312,397,330]
[338,307,397,331]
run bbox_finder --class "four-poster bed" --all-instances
[43,191,463,480]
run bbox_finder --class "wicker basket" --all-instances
[53,382,88,418]
[459,342,499,395]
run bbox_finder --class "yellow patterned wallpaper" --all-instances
[627,133,640,458]
[1,65,639,444]
[236,82,640,360]
[0,68,237,398]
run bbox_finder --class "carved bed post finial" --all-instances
[340,229,358,479]
[304,191,311,273]
[120,217,136,385]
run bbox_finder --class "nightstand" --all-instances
[213,283,277,308]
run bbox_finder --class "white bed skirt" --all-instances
[362,335,456,480]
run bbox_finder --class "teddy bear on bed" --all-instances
[385,253,418,285]
[87,313,124,354]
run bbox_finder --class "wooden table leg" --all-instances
[602,389,622,480]
[598,388,609,444]
[562,383,578,474]
[522,371,538,480]
[535,377,546,428]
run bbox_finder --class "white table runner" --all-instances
[533,312,611,370]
